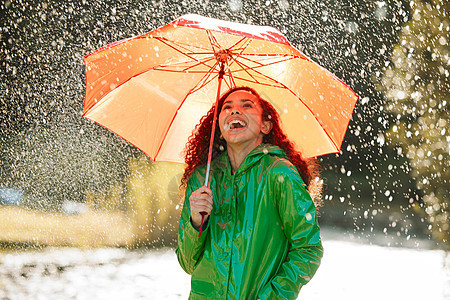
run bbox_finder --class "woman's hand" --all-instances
[189,186,213,230]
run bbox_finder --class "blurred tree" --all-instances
[3,122,131,211]
[378,0,449,245]
[125,154,183,247]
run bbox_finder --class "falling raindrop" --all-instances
[228,0,243,12]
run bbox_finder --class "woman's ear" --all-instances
[261,121,273,135]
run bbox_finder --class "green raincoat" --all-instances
[176,144,323,299]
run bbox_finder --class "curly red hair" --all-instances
[181,87,322,206]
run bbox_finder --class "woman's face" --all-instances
[218,90,272,149]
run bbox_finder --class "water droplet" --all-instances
[305,213,312,221]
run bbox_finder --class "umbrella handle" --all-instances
[198,211,208,237]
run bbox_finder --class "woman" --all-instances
[176,87,323,299]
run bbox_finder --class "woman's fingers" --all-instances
[192,185,212,198]
[190,186,212,203]
[190,191,213,214]
[191,202,213,215]
[189,186,213,229]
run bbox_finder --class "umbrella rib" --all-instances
[225,37,252,69]
[153,59,212,71]
[229,76,285,88]
[224,66,236,89]
[189,60,221,94]
[239,53,304,59]
[239,54,296,66]
[155,37,217,70]
[227,36,251,52]
[191,74,220,94]
[205,32,253,72]
[231,55,301,87]
[206,30,224,55]
[224,75,235,90]
[229,56,297,80]
[190,67,221,94]
[229,57,272,85]
[154,36,212,52]
[227,53,304,73]
[156,38,211,63]
[149,69,219,74]
[153,55,217,73]
[226,39,297,79]
[154,62,221,160]
[152,54,296,75]
[227,53,304,74]
[233,54,298,71]
[205,31,252,57]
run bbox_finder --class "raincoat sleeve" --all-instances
[175,176,210,275]
[258,163,323,300]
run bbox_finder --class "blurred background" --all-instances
[0,0,448,299]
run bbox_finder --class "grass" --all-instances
[0,206,134,248]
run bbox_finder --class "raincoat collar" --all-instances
[212,143,288,176]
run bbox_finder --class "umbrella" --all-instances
[83,14,358,236]
[83,14,358,166]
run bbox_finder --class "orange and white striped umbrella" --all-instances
[83,14,358,163]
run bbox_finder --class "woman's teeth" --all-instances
[229,120,245,129]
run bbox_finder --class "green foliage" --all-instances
[379,0,449,245]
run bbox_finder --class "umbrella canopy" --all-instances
[83,14,358,163]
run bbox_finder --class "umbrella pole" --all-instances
[204,62,225,187]
[198,62,225,237]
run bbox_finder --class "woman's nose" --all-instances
[230,108,241,115]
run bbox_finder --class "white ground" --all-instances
[0,240,448,300]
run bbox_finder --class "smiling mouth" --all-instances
[226,119,247,130]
